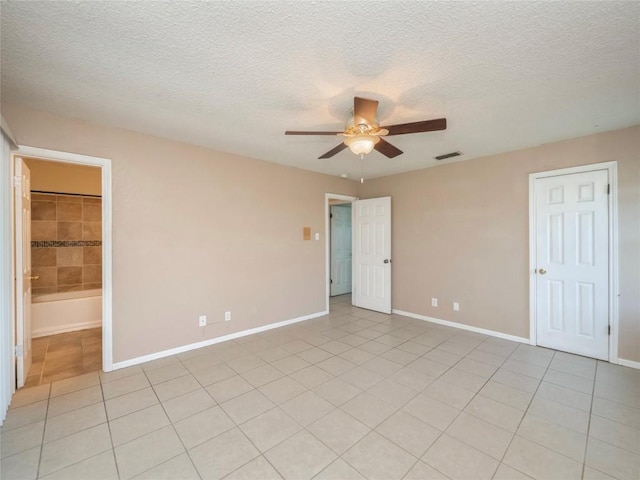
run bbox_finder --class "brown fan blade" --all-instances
[383,118,447,136]
[354,97,379,126]
[374,138,403,158]
[285,131,342,135]
[319,143,348,159]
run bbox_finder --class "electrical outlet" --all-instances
[453,302,460,311]
[198,315,207,327]
[225,311,231,321]
[431,298,438,307]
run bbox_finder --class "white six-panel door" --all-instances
[330,204,352,296]
[534,169,609,360]
[353,197,391,314]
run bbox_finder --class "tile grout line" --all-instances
[144,355,204,480]
[491,348,566,479]
[34,382,51,480]
[407,334,514,480]
[580,360,598,480]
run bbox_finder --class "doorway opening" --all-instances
[13,146,113,389]
[325,193,357,312]
[330,202,353,297]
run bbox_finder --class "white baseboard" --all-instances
[32,320,102,338]
[618,358,640,370]
[392,309,530,344]
[112,311,328,370]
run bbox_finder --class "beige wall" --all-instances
[359,126,640,363]
[24,158,101,195]
[4,102,638,364]
[3,104,358,363]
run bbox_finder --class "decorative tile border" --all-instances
[31,240,102,248]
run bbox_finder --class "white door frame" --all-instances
[325,193,358,312]
[529,161,618,363]
[14,146,114,372]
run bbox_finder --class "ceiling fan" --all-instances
[285,97,447,159]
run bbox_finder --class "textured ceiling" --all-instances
[2,1,639,179]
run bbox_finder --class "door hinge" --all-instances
[608,325,611,335]
[330,213,333,218]
[13,175,21,187]
[15,345,23,357]
[607,184,610,195]
[330,279,333,284]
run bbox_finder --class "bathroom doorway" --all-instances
[14,147,113,388]
[330,202,352,297]
[324,193,357,312]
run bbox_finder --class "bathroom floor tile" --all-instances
[26,329,102,387]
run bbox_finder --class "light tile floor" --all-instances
[2,295,639,479]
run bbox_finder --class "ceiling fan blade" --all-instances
[383,118,447,136]
[354,97,379,126]
[285,131,342,135]
[319,143,348,159]
[374,138,403,158]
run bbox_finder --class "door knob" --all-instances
[384,259,390,264]
[538,268,546,275]
[28,275,40,281]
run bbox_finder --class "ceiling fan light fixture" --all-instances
[344,134,380,156]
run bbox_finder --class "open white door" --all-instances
[534,169,609,360]
[15,158,33,388]
[330,204,352,296]
[353,197,392,314]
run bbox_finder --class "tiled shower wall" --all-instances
[31,193,102,296]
